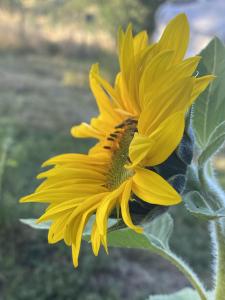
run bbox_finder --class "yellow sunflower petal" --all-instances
[71,122,104,139]
[139,50,175,107]
[71,217,83,267]
[36,178,105,192]
[114,72,134,112]
[133,30,148,56]
[72,207,95,268]
[21,183,107,204]
[132,167,181,205]
[90,64,123,121]
[129,133,154,167]
[20,191,79,203]
[42,153,109,167]
[37,197,84,222]
[90,64,108,111]
[120,179,143,233]
[138,77,193,135]
[91,221,101,256]
[157,13,190,63]
[65,193,107,227]
[150,56,201,94]
[119,24,133,72]
[100,234,109,255]
[119,25,141,114]
[96,182,126,236]
[37,167,106,181]
[64,193,106,247]
[92,71,122,111]
[48,212,70,244]
[71,63,124,141]
[142,111,185,166]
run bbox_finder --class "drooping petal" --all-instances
[36,197,84,222]
[65,193,108,227]
[48,212,70,244]
[91,221,101,256]
[64,192,107,247]
[96,182,126,236]
[120,179,143,233]
[72,206,97,267]
[132,167,181,205]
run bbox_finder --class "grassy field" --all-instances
[0,48,214,300]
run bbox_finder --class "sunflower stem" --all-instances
[156,248,208,300]
[213,220,225,300]
[198,163,225,300]
[0,134,12,224]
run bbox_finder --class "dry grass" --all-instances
[0,7,115,53]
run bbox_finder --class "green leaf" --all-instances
[184,191,225,220]
[20,216,118,233]
[21,213,173,253]
[20,218,51,229]
[147,288,213,300]
[22,214,206,296]
[192,37,225,163]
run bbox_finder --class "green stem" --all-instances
[0,134,12,224]
[198,163,225,300]
[214,220,225,300]
[156,248,208,300]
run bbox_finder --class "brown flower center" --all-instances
[104,119,137,190]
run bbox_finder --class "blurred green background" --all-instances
[0,1,224,299]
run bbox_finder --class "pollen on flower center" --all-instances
[105,118,137,190]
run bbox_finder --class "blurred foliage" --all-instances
[0,0,167,46]
[44,0,167,34]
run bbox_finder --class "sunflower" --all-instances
[20,14,214,267]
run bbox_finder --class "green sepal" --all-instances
[183,165,225,220]
[20,218,51,229]
[198,121,225,165]
[184,191,225,220]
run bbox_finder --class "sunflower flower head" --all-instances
[20,14,215,267]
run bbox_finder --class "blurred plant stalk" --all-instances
[198,164,225,300]
[214,220,225,300]
[0,133,13,224]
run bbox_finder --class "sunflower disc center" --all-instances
[106,119,136,190]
